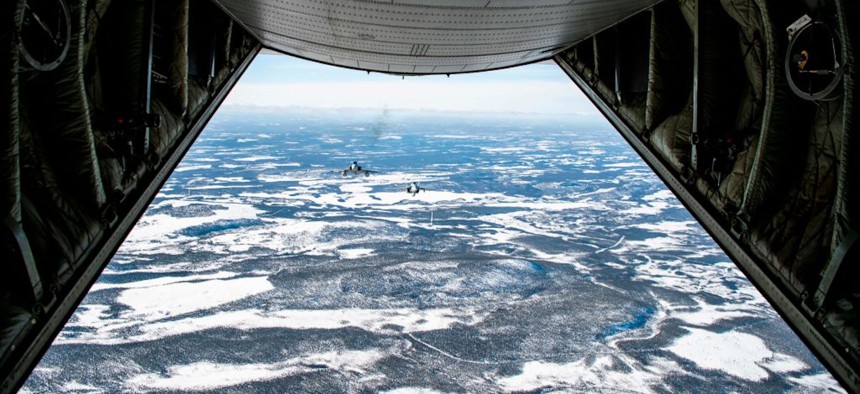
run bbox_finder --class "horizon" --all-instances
[224,53,599,117]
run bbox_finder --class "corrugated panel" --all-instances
[389,63,416,73]
[213,0,661,74]
[460,62,493,72]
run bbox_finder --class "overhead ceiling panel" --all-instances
[213,0,662,74]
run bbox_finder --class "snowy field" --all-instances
[24,111,843,393]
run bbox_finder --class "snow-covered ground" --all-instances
[23,115,844,393]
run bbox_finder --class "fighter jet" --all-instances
[342,161,375,177]
[406,182,425,196]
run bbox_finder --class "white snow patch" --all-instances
[61,381,103,393]
[234,155,278,162]
[642,189,675,201]
[123,201,262,254]
[760,353,811,373]
[786,373,846,393]
[338,248,375,259]
[625,236,682,251]
[129,349,385,391]
[117,276,273,319]
[173,164,211,172]
[340,183,373,193]
[213,177,249,183]
[497,354,679,393]
[668,327,807,381]
[669,298,760,326]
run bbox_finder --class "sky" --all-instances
[224,53,599,117]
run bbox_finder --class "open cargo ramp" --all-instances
[1,0,858,392]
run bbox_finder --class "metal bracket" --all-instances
[809,231,859,312]
[690,132,700,172]
[730,211,750,239]
[3,215,43,302]
[680,165,697,186]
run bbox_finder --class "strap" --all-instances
[4,214,43,301]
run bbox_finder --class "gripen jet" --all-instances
[342,161,375,176]
[0,0,858,392]
[406,182,424,196]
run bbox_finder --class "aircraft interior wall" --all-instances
[556,0,858,389]
[0,0,259,391]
